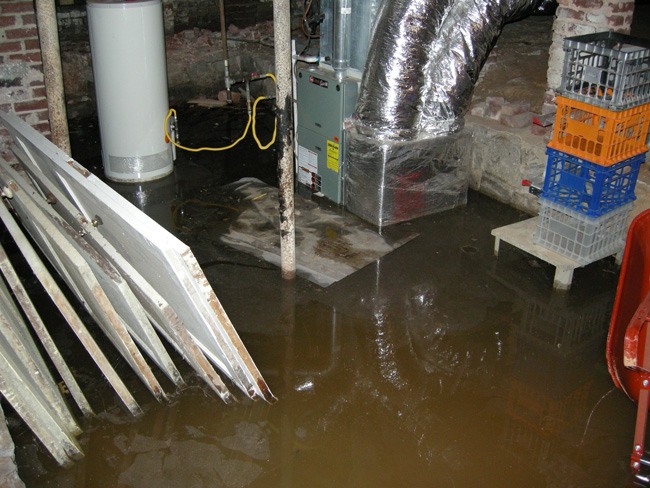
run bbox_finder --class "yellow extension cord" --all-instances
[164,73,277,152]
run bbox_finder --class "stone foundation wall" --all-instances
[464,116,650,223]
[465,116,548,216]
[0,0,49,161]
[56,0,293,43]
[62,24,277,119]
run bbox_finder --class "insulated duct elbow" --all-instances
[355,0,545,139]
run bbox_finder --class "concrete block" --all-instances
[501,102,530,117]
[531,124,553,137]
[470,102,487,117]
[499,111,533,128]
[486,96,505,119]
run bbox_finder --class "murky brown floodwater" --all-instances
[9,182,637,486]
[3,98,639,487]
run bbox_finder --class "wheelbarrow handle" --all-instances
[624,289,650,371]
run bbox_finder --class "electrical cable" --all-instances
[165,108,251,152]
[252,96,276,150]
[301,0,320,39]
[164,73,277,152]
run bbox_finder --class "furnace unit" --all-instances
[295,70,358,204]
[294,0,379,204]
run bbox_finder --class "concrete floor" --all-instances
[4,9,650,488]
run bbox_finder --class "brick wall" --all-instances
[0,0,49,161]
[173,0,274,33]
[544,0,634,112]
[57,0,278,43]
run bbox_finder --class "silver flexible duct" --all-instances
[355,0,545,139]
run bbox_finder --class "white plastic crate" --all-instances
[533,197,632,265]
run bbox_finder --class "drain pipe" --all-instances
[273,0,295,280]
[218,0,232,103]
[34,0,71,155]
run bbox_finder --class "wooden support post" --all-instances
[34,0,71,155]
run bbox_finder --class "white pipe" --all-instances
[273,0,296,280]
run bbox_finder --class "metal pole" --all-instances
[273,0,296,280]
[217,0,232,103]
[34,0,71,155]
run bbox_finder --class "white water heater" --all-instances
[87,0,173,183]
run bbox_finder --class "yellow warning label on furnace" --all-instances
[327,140,339,173]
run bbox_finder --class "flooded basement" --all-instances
[3,101,640,488]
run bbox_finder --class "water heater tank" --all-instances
[87,0,173,183]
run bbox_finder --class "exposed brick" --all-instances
[35,109,49,121]
[611,1,635,13]
[0,2,34,15]
[486,96,505,119]
[0,42,21,54]
[8,52,41,63]
[23,38,39,51]
[31,86,46,98]
[499,111,533,128]
[587,12,609,24]
[29,80,44,87]
[14,98,48,113]
[4,27,37,40]
[32,122,51,135]
[608,14,626,27]
[531,124,553,137]
[571,0,603,8]
[21,13,35,26]
[470,102,487,117]
[0,15,17,28]
[553,20,593,37]
[501,102,530,116]
[556,6,585,21]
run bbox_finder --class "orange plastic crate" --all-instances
[548,96,650,166]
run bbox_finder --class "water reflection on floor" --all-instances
[11,154,638,487]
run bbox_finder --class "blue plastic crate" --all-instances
[542,148,644,217]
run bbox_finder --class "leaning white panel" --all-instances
[4,156,237,404]
[0,241,94,417]
[0,311,83,467]
[0,201,142,416]
[0,171,168,403]
[0,280,80,437]
[0,161,183,389]
[0,110,275,402]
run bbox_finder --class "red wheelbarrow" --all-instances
[607,208,650,481]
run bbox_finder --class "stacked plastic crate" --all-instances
[534,32,650,265]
